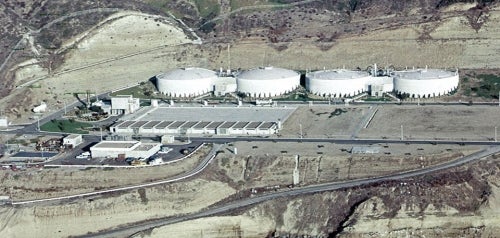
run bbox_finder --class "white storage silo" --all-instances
[236,67,300,98]
[306,69,372,98]
[393,69,459,98]
[156,67,217,97]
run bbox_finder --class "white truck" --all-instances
[76,151,91,159]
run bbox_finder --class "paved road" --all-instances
[275,100,500,106]
[184,136,500,146]
[79,145,500,238]
[3,130,499,147]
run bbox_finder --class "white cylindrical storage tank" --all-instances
[393,69,459,98]
[306,69,371,98]
[236,67,300,98]
[151,99,159,107]
[156,67,217,97]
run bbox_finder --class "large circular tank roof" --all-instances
[156,67,216,81]
[307,69,370,80]
[155,67,216,97]
[238,67,299,80]
[392,69,456,80]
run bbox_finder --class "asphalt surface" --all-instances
[79,145,500,238]
[184,136,500,146]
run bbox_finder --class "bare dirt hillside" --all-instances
[137,153,500,237]
[0,179,235,238]
[1,1,500,123]
[0,143,487,237]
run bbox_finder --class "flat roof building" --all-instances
[111,95,140,115]
[90,140,161,159]
[63,134,83,149]
[110,106,295,136]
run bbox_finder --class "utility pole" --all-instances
[400,125,404,141]
[37,117,40,132]
[100,127,103,141]
[227,44,231,73]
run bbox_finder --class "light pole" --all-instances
[63,100,67,116]
[400,125,404,141]
[299,123,303,139]
[495,126,498,142]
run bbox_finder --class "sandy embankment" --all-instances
[0,179,235,238]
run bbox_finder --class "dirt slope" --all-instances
[0,179,235,238]
[138,154,500,237]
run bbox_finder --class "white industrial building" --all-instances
[90,140,161,159]
[0,116,8,128]
[63,134,83,148]
[156,67,218,97]
[111,95,140,115]
[306,69,373,98]
[213,77,237,96]
[237,67,300,98]
[112,120,280,136]
[364,76,394,97]
[109,106,295,136]
[393,68,459,98]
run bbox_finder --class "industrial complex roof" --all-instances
[181,121,198,128]
[392,69,457,80]
[93,141,138,149]
[193,121,211,129]
[155,121,174,129]
[307,69,370,80]
[142,121,161,129]
[156,67,217,81]
[237,67,299,80]
[206,121,224,129]
[117,121,135,128]
[133,144,156,151]
[113,120,277,131]
[65,134,82,139]
[233,122,249,129]
[130,121,148,128]
[124,106,296,122]
[245,122,261,129]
